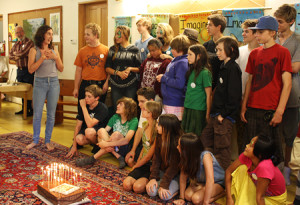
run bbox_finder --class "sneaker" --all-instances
[15,110,23,115]
[75,156,96,167]
[117,156,126,169]
[77,144,83,149]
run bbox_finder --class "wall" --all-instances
[265,0,299,16]
[107,0,147,47]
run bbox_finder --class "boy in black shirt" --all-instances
[204,14,227,90]
[66,84,108,158]
[201,37,242,170]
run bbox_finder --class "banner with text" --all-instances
[179,12,211,44]
[115,16,132,42]
[222,9,264,42]
[115,16,132,28]
[141,14,169,37]
[295,3,300,35]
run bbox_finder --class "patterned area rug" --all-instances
[0,131,170,205]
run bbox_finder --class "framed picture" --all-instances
[50,13,60,42]
[8,24,17,42]
[23,18,45,40]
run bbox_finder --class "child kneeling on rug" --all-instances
[146,114,182,201]
[123,101,162,193]
[66,84,108,159]
[75,97,138,169]
[173,133,225,205]
[225,135,287,205]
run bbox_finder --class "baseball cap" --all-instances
[249,16,278,31]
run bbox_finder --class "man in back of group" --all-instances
[9,26,34,116]
[135,17,153,62]
[73,23,109,110]
[274,4,300,185]
[204,14,227,90]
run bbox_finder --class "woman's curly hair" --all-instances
[34,25,53,49]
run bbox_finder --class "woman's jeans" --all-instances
[33,77,60,144]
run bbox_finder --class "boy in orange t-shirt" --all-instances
[73,23,109,104]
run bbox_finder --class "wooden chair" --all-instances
[55,79,78,124]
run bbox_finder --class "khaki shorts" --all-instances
[289,137,300,170]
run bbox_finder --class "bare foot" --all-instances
[26,142,37,150]
[46,143,55,151]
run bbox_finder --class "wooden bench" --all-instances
[55,79,78,124]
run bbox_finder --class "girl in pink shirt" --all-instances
[225,135,286,205]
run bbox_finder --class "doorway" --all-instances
[0,15,3,42]
[78,0,108,49]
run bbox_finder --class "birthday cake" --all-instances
[37,182,86,205]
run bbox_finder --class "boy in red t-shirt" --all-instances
[241,16,292,163]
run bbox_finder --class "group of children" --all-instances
[63,3,300,204]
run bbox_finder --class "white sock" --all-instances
[283,166,291,186]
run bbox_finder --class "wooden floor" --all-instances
[0,100,297,204]
[0,100,118,166]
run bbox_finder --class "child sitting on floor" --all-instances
[173,133,225,205]
[123,101,162,193]
[146,114,182,201]
[75,97,138,169]
[225,135,287,205]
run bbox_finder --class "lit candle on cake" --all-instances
[59,164,61,180]
[71,168,73,180]
[54,175,57,187]
[47,170,50,189]
[41,167,44,183]
[75,173,78,185]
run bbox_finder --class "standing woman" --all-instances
[26,25,64,150]
[105,25,141,110]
